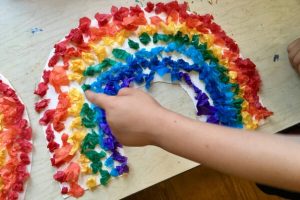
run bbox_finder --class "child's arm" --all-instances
[85,89,300,192]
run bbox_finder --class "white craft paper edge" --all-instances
[0,73,33,200]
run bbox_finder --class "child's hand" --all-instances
[85,88,167,146]
[288,38,300,74]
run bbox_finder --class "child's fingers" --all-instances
[117,87,133,96]
[288,47,300,63]
[85,90,115,109]
[288,38,300,52]
[288,38,300,72]
[293,51,300,69]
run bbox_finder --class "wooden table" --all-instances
[1,0,300,199]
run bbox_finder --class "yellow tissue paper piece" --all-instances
[102,37,115,46]
[201,34,214,48]
[115,30,130,46]
[70,59,86,73]
[81,52,96,65]
[68,103,83,117]
[68,130,86,155]
[79,154,90,163]
[68,88,84,117]
[70,117,84,130]
[220,58,229,66]
[160,21,177,35]
[0,149,6,167]
[211,46,222,59]
[68,73,84,83]
[241,111,258,130]
[241,100,249,110]
[86,177,97,190]
[139,25,158,35]
[79,155,92,174]
[228,71,238,80]
[115,35,126,46]
[180,24,199,39]
[81,163,92,174]
[91,45,107,62]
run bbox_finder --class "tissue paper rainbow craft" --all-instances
[34,1,273,197]
[0,75,32,200]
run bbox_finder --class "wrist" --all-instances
[149,108,183,147]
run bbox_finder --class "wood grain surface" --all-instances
[0,0,300,199]
[123,165,282,200]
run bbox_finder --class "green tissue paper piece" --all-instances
[83,58,117,76]
[153,33,171,43]
[203,50,218,62]
[80,103,95,120]
[81,84,91,92]
[174,31,183,42]
[153,33,159,44]
[216,65,228,73]
[82,117,96,128]
[112,48,131,60]
[237,114,243,123]
[231,83,240,94]
[85,150,106,163]
[83,67,96,76]
[80,103,96,128]
[90,162,103,174]
[191,35,200,46]
[128,39,140,50]
[220,75,229,83]
[182,34,190,44]
[139,32,151,45]
[81,131,99,152]
[197,43,208,51]
[233,98,244,109]
[100,170,111,186]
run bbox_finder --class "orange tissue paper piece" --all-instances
[49,66,70,93]
[52,93,71,132]
[68,182,84,198]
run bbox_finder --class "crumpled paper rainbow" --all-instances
[34,1,272,198]
[0,74,32,200]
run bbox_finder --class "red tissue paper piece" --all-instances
[95,13,112,27]
[34,82,48,97]
[48,54,60,67]
[46,124,55,142]
[53,171,65,183]
[39,109,55,125]
[145,2,154,13]
[61,186,69,194]
[66,28,84,45]
[79,17,91,34]
[34,99,50,112]
[42,70,51,84]
[112,6,130,22]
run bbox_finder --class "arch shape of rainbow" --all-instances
[0,75,32,200]
[34,1,273,197]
